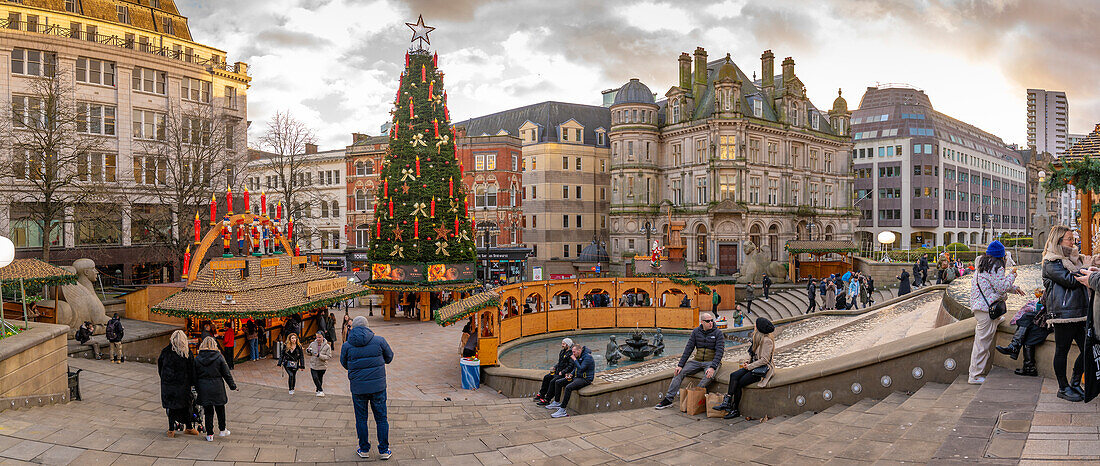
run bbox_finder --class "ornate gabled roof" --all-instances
[1062,124,1100,161]
[716,54,740,83]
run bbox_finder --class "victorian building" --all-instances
[608,48,856,276]
[0,0,249,284]
[344,134,386,272]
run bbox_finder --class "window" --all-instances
[224,86,237,109]
[696,176,707,203]
[671,179,683,205]
[65,0,76,12]
[132,110,166,140]
[331,200,340,218]
[225,122,236,149]
[767,178,778,205]
[753,99,763,118]
[85,25,97,42]
[600,187,606,200]
[77,103,117,135]
[576,157,582,170]
[695,138,706,162]
[162,17,174,35]
[133,67,167,94]
[11,48,56,77]
[719,135,735,160]
[320,201,329,217]
[824,152,833,172]
[596,131,605,145]
[576,215,582,228]
[355,224,370,246]
[720,174,736,200]
[563,244,570,258]
[824,185,833,208]
[11,95,44,129]
[76,58,116,86]
[749,139,761,163]
[749,177,760,204]
[562,215,569,228]
[181,117,211,146]
[182,77,212,103]
[76,153,117,182]
[812,112,820,130]
[562,185,569,199]
[117,5,130,24]
[767,141,778,164]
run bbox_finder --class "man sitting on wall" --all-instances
[654,312,725,409]
[535,337,575,405]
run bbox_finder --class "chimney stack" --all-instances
[305,143,318,154]
[678,52,692,91]
[761,50,774,98]
[781,57,795,85]
[693,47,708,105]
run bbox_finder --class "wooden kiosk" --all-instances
[0,258,77,326]
[785,240,859,282]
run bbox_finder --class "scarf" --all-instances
[1043,245,1086,272]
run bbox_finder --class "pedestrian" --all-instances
[342,311,351,343]
[744,283,754,315]
[867,276,876,304]
[711,290,722,317]
[194,336,237,442]
[341,316,394,460]
[919,254,930,286]
[326,312,337,350]
[245,320,260,361]
[824,280,836,311]
[221,322,236,370]
[860,276,872,308]
[806,279,817,313]
[712,317,775,419]
[461,317,479,358]
[1042,225,1097,401]
[158,330,199,437]
[307,330,332,397]
[279,333,304,395]
[897,269,911,296]
[200,321,217,341]
[761,274,772,301]
[848,275,861,309]
[106,313,124,363]
[547,344,594,418]
[912,262,921,288]
[968,241,1022,385]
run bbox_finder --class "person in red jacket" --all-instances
[221,323,236,370]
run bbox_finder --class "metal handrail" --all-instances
[0,19,246,75]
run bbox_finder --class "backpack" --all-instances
[106,319,123,341]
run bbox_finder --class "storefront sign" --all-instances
[532,266,543,281]
[305,277,347,297]
[319,259,343,268]
[550,274,576,280]
[211,260,246,270]
[349,252,371,261]
[291,256,307,266]
[260,258,280,268]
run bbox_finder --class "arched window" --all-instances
[696,224,708,262]
[825,224,834,241]
[320,201,329,217]
[750,224,762,248]
[768,224,779,261]
[355,190,367,211]
[510,182,518,207]
[355,161,365,176]
[331,200,339,218]
[355,223,371,246]
[487,185,498,207]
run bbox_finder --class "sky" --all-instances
[177,0,1100,151]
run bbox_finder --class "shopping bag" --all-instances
[678,388,688,412]
[684,387,707,416]
[705,393,725,418]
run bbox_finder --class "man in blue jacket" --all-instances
[546,344,594,418]
[341,316,394,460]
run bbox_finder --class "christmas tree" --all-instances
[368,17,475,284]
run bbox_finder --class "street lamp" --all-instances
[0,236,16,337]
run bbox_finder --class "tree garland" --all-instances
[0,275,76,294]
[151,289,370,319]
[366,282,480,293]
[434,291,500,326]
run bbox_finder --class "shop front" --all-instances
[319,255,346,271]
[476,247,531,284]
[346,251,371,273]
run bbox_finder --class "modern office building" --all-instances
[607,48,856,275]
[452,102,611,279]
[0,0,249,284]
[1027,89,1068,154]
[852,85,1025,250]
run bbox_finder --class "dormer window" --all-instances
[753,99,762,118]
[595,129,606,146]
[671,98,680,123]
[812,112,820,130]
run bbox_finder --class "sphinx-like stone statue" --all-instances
[738,242,788,284]
[42,258,108,337]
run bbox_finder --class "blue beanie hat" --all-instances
[986,240,1006,258]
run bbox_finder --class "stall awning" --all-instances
[435,289,500,326]
[785,240,859,255]
[0,259,77,290]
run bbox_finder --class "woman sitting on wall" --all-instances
[713,317,775,419]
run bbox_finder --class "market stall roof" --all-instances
[435,289,500,326]
[785,240,860,255]
[152,255,368,319]
[0,259,77,287]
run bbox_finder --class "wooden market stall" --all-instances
[0,258,77,325]
[1052,124,1100,255]
[785,240,859,282]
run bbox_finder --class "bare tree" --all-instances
[254,111,325,247]
[0,62,109,262]
[131,100,245,275]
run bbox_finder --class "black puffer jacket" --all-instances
[552,347,573,375]
[193,349,236,406]
[158,345,193,410]
[1043,259,1090,322]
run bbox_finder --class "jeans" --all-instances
[203,404,226,436]
[762,286,770,300]
[554,378,589,407]
[248,338,259,361]
[724,368,763,411]
[662,359,715,402]
[1053,321,1086,389]
[539,373,564,398]
[285,367,298,391]
[807,297,816,313]
[223,346,235,369]
[310,369,326,392]
[352,391,389,453]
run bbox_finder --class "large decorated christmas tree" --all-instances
[368,16,475,285]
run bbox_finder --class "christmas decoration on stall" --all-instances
[650,240,663,269]
[368,16,475,283]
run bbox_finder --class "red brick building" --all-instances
[344,134,387,271]
[454,132,528,281]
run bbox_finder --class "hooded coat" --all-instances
[340,326,394,395]
[193,349,236,406]
[571,347,595,383]
[157,345,194,410]
[897,271,911,295]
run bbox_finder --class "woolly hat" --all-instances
[986,240,1006,258]
[562,337,574,347]
[755,317,775,334]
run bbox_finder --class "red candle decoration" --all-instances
[193,213,201,243]
[409,97,414,119]
[276,201,282,220]
[182,246,191,279]
[376,219,381,238]
[243,188,250,213]
[433,119,439,138]
[226,186,233,215]
[260,191,267,216]
[444,104,449,121]
[459,162,464,177]
[405,52,409,66]
[454,217,459,235]
[416,155,421,176]
[433,52,438,67]
[430,197,435,218]
[294,242,300,257]
[388,199,394,218]
[209,194,216,225]
[384,179,389,198]
[448,177,453,197]
[421,64,425,82]
[463,198,468,216]
[414,218,419,239]
[428,80,434,98]
[287,217,294,239]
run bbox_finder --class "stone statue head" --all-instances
[73,258,98,283]
[609,335,617,342]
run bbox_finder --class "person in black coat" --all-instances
[158,330,198,437]
[897,269,911,296]
[806,279,818,313]
[194,336,237,441]
[535,338,575,405]
[279,333,305,395]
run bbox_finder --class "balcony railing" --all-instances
[0,19,247,75]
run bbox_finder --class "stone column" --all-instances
[63,205,75,248]
[121,204,132,246]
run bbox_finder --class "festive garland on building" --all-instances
[434,291,501,326]
[151,289,371,319]
[630,273,714,294]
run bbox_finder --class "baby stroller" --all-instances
[173,387,205,433]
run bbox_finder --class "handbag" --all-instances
[749,365,769,377]
[977,274,1008,320]
[285,360,298,371]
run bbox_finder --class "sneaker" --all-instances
[356,448,369,459]
[655,399,674,410]
[968,376,986,385]
[316,391,325,397]
[218,430,231,437]
[205,435,214,442]
[379,449,392,460]
[536,398,550,406]
[289,390,295,395]
[545,401,561,409]
[551,407,568,418]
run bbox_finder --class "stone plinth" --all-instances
[0,321,70,411]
